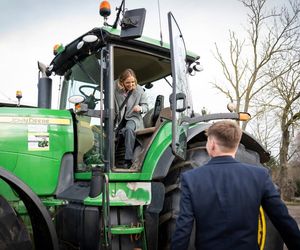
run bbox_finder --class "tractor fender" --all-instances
[152,123,270,180]
[152,123,209,180]
[0,167,59,250]
[240,130,270,163]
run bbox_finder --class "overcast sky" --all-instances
[0,0,279,112]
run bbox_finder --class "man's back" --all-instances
[172,121,300,250]
[172,156,299,250]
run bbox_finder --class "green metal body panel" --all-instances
[108,122,172,181]
[141,122,173,177]
[0,108,74,196]
[84,181,151,206]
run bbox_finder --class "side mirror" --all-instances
[169,92,187,112]
[68,95,85,105]
[120,8,146,39]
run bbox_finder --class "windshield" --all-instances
[60,54,101,113]
[61,68,172,120]
[59,54,104,170]
[60,46,175,114]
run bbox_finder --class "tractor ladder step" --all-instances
[108,225,144,235]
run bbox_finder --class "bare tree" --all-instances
[290,132,300,163]
[213,0,300,199]
[269,67,300,199]
[249,107,279,154]
[247,57,300,199]
[213,0,300,130]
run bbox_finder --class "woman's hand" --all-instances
[132,105,142,113]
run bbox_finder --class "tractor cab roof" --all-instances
[49,26,199,86]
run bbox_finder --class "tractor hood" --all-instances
[0,101,34,108]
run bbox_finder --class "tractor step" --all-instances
[109,225,144,235]
[111,166,139,172]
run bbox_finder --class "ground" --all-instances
[286,203,300,224]
[283,203,300,250]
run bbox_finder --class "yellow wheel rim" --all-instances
[258,206,266,250]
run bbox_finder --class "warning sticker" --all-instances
[28,124,48,133]
[28,133,49,151]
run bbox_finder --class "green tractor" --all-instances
[0,1,283,249]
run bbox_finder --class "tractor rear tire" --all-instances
[263,213,284,250]
[159,145,207,250]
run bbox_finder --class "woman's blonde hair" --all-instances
[117,68,137,90]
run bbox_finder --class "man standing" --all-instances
[171,120,300,250]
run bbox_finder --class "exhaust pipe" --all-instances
[38,77,52,108]
[37,61,52,108]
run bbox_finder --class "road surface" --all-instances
[283,203,300,250]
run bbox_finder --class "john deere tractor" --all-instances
[0,1,283,249]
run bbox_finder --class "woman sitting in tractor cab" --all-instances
[114,68,149,168]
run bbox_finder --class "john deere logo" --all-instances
[0,116,70,125]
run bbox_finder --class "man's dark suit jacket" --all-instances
[171,156,300,250]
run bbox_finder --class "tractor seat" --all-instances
[136,95,164,136]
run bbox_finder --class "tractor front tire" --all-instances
[0,196,33,250]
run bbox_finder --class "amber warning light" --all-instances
[16,90,22,99]
[99,1,111,18]
[16,90,22,107]
[53,43,64,56]
[238,112,251,122]
[75,103,82,112]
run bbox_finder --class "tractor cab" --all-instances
[48,5,200,173]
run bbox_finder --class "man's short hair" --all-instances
[206,120,242,151]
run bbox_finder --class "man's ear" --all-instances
[206,137,213,153]
[210,138,216,151]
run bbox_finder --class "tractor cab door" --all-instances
[168,12,191,160]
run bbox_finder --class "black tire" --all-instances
[236,145,283,250]
[158,143,208,250]
[0,167,59,250]
[158,142,283,250]
[263,213,284,250]
[0,196,33,250]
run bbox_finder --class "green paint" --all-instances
[110,225,144,235]
[141,122,173,177]
[84,182,151,206]
[84,194,102,206]
[75,172,92,180]
[0,178,19,201]
[0,108,74,196]
[42,197,68,206]
[110,182,151,205]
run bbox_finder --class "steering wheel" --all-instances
[79,85,101,101]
